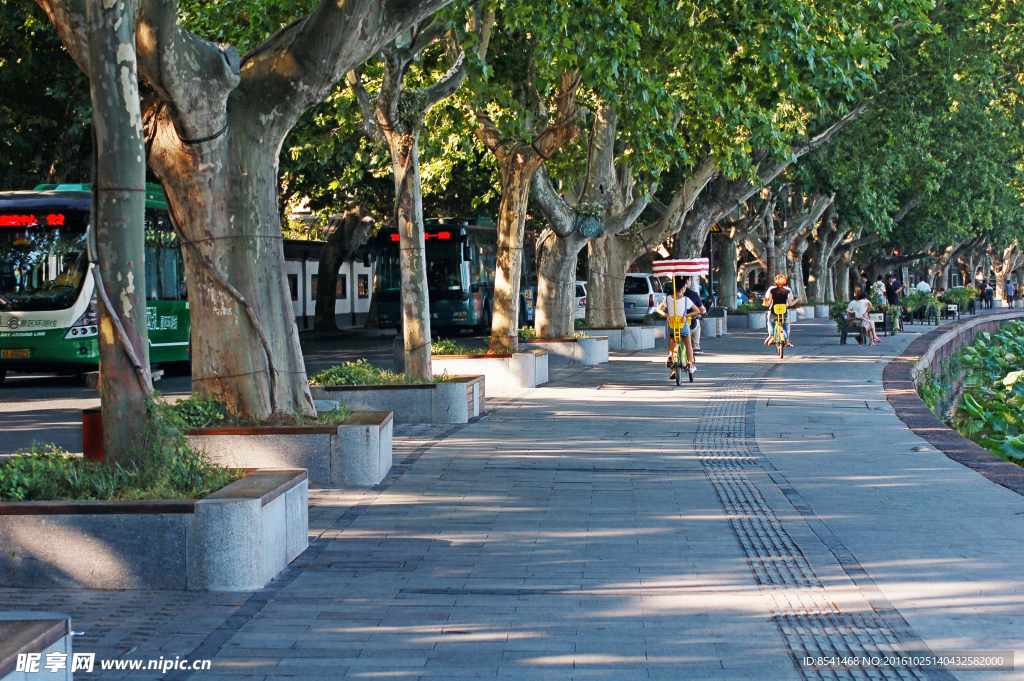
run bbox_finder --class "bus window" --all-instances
[144,209,184,300]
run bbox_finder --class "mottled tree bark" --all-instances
[315,206,374,334]
[88,0,151,463]
[534,229,585,338]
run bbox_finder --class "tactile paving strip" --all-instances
[694,360,934,680]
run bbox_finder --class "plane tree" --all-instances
[35,0,454,418]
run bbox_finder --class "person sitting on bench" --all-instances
[847,290,881,346]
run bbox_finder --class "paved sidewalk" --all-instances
[2,316,1023,680]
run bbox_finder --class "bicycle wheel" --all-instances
[675,366,681,386]
[688,366,694,382]
[778,338,785,359]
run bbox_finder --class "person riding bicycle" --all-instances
[656,276,701,380]
[763,274,800,347]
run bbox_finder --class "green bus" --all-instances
[0,183,190,385]
[374,217,536,333]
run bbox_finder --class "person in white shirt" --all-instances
[916,280,931,293]
[656,277,700,379]
[847,290,881,345]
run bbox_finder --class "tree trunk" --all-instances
[586,235,629,328]
[314,206,374,334]
[835,251,851,301]
[790,249,806,298]
[764,210,777,281]
[379,133,433,379]
[489,163,533,352]
[535,229,582,338]
[719,236,739,309]
[88,0,151,464]
[150,114,314,418]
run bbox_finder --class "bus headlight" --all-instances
[65,300,98,340]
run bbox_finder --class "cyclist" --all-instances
[657,276,701,380]
[763,274,800,347]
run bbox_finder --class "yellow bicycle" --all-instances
[771,303,788,359]
[668,314,697,384]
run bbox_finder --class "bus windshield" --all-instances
[0,209,89,311]
[378,238,464,292]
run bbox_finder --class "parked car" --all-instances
[623,274,665,321]
[575,281,587,320]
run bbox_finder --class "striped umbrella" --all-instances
[651,258,709,277]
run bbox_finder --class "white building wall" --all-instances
[284,255,374,327]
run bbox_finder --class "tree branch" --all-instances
[530,166,576,238]
[892,193,924,223]
[137,0,240,140]
[237,0,455,133]
[346,70,378,138]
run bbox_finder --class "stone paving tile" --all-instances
[11,319,1018,680]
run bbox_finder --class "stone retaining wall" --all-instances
[883,311,1024,497]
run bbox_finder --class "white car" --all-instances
[623,274,665,321]
[575,281,587,320]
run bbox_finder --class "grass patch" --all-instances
[0,400,242,502]
[308,359,438,387]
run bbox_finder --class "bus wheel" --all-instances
[0,369,6,386]
[476,307,491,335]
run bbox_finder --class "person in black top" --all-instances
[885,274,904,306]
[860,273,871,297]
[682,277,707,354]
[763,274,800,346]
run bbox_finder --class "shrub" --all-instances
[0,399,241,502]
[430,339,484,355]
[518,327,537,340]
[308,359,434,386]
[731,301,766,314]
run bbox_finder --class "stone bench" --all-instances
[0,614,72,681]
[0,470,308,591]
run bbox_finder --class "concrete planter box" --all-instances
[586,327,655,351]
[1,614,72,681]
[702,317,727,338]
[792,306,815,320]
[814,304,831,317]
[520,336,609,365]
[187,412,393,487]
[994,299,1007,308]
[432,350,547,388]
[653,320,668,339]
[309,376,483,424]
[749,311,769,330]
[727,313,750,330]
[0,470,308,591]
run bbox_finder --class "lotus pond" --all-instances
[918,320,1024,467]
